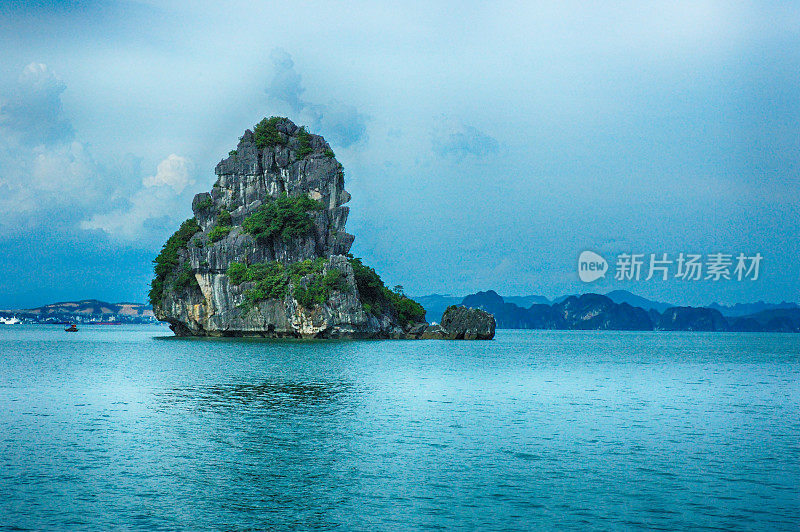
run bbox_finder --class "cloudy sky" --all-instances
[1,1,799,308]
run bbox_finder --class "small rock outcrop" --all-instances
[437,305,496,339]
[150,117,493,339]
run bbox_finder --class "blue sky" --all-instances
[1,1,799,308]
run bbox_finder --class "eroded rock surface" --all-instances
[411,306,496,340]
[151,117,494,340]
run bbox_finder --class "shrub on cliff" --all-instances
[242,194,323,243]
[293,262,348,308]
[297,126,313,158]
[226,258,348,309]
[348,256,426,326]
[174,263,199,291]
[390,293,426,327]
[243,262,290,305]
[195,196,214,211]
[207,209,233,243]
[217,208,232,226]
[254,116,288,149]
[208,225,231,242]
[226,262,247,284]
[227,261,289,305]
[149,218,201,306]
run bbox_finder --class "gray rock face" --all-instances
[152,118,494,340]
[420,306,496,340]
[655,306,729,332]
[460,290,653,330]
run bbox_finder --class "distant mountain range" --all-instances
[706,300,800,317]
[412,294,463,326]
[4,293,798,331]
[0,300,156,324]
[603,290,672,313]
[413,293,556,327]
[414,290,800,333]
[576,290,798,317]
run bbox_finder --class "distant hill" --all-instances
[462,291,546,329]
[605,290,673,313]
[708,301,799,317]
[655,307,729,331]
[412,294,462,324]
[2,300,156,324]
[457,290,800,333]
[414,293,551,323]
[503,295,551,307]
[728,308,800,332]
[462,290,653,330]
[27,299,153,316]
[550,290,673,313]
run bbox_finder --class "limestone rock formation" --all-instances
[437,305,496,339]
[461,290,654,330]
[150,117,493,339]
[557,294,652,330]
[655,306,729,332]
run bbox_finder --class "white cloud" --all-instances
[0,63,73,145]
[0,63,194,245]
[142,153,192,192]
[266,48,368,148]
[30,141,98,192]
[0,64,113,237]
[80,154,195,241]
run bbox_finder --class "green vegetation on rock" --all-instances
[207,209,233,243]
[254,116,287,149]
[294,264,348,308]
[240,262,290,306]
[391,295,427,327]
[242,194,323,243]
[226,258,348,309]
[349,256,425,326]
[195,196,214,211]
[297,126,313,158]
[208,225,231,242]
[217,208,232,226]
[174,263,199,291]
[226,262,247,284]
[323,148,335,158]
[149,218,201,306]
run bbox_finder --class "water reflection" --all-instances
[152,379,360,529]
[156,380,354,415]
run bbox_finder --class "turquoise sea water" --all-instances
[0,325,798,530]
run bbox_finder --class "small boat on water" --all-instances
[64,324,78,332]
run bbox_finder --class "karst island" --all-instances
[150,117,494,339]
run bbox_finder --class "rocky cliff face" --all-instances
[462,290,653,330]
[150,117,493,340]
[436,305,496,339]
[457,289,800,333]
[655,307,729,332]
[557,294,653,330]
